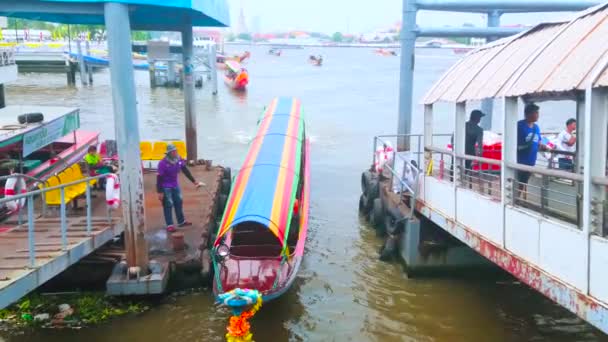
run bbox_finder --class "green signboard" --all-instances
[22,110,80,157]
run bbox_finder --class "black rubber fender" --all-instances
[221,178,231,195]
[379,234,399,262]
[370,197,384,230]
[366,179,379,201]
[385,207,406,235]
[359,193,371,216]
[200,249,212,281]
[18,113,44,124]
[218,194,228,215]
[361,170,373,193]
[223,167,232,181]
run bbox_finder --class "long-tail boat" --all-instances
[223,60,249,90]
[212,97,310,306]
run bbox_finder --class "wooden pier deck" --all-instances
[0,164,225,307]
[142,164,223,267]
[0,192,122,309]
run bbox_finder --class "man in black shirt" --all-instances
[465,110,485,171]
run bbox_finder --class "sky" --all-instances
[229,0,577,34]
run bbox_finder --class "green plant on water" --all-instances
[0,292,148,328]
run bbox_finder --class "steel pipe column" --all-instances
[397,0,417,151]
[104,2,149,271]
[480,10,502,130]
[182,22,198,160]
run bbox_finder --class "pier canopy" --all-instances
[422,3,608,104]
[0,0,230,29]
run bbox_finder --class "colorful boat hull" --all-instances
[224,60,249,90]
[213,97,309,303]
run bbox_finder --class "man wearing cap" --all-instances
[465,110,485,172]
[157,144,203,232]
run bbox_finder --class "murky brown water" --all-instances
[2,47,606,341]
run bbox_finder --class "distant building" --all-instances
[250,16,261,34]
[235,7,249,35]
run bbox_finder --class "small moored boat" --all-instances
[268,48,282,56]
[213,97,310,306]
[308,55,323,66]
[223,60,249,90]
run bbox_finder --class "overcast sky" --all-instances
[229,0,576,33]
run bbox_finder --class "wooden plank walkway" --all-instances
[0,164,223,307]
[0,191,122,308]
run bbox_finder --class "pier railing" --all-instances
[373,134,451,212]
[424,144,583,227]
[505,162,582,226]
[0,173,113,268]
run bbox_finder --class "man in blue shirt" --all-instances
[517,103,544,198]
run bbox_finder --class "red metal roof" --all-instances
[422,3,608,104]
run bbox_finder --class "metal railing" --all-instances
[505,162,582,226]
[372,134,425,214]
[0,173,114,268]
[425,145,454,183]
[0,48,15,66]
[455,153,502,201]
[591,176,608,237]
[0,173,50,225]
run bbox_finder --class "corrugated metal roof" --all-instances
[422,3,608,104]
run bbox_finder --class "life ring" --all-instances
[5,176,26,211]
[105,173,120,209]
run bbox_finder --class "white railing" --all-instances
[425,144,583,227]
[0,173,114,268]
[372,134,452,213]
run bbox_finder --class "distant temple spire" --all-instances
[236,6,249,35]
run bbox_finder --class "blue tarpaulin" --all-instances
[0,0,229,29]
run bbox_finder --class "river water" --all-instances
[4,46,606,341]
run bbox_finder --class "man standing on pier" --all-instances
[465,110,485,171]
[157,144,203,232]
[517,103,545,200]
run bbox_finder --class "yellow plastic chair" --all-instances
[57,171,76,202]
[72,163,97,187]
[151,141,168,160]
[62,168,84,199]
[39,176,61,206]
[172,141,187,159]
[140,141,153,160]
[70,164,88,193]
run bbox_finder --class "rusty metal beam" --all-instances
[416,201,608,334]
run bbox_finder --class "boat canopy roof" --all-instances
[422,3,608,104]
[0,0,229,30]
[225,60,242,72]
[215,97,305,247]
[0,106,80,157]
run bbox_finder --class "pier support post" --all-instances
[397,0,417,151]
[76,39,87,86]
[480,11,502,130]
[210,44,218,96]
[182,23,198,160]
[0,84,5,109]
[104,2,149,272]
[85,40,93,84]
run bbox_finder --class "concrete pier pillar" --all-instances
[182,23,198,160]
[210,44,218,96]
[397,0,418,151]
[76,39,87,86]
[398,216,493,276]
[85,40,93,84]
[104,2,149,272]
[0,84,5,109]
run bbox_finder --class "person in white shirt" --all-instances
[556,118,576,171]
